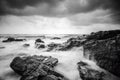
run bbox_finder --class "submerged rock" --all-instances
[23,44,30,47]
[77,61,105,80]
[2,37,26,42]
[10,55,67,80]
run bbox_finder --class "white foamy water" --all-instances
[0,35,119,80]
[0,36,82,80]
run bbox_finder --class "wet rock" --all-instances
[35,39,45,49]
[23,44,30,47]
[47,42,62,51]
[46,37,83,51]
[35,39,44,44]
[10,55,66,80]
[58,37,82,51]
[77,61,105,80]
[51,37,61,40]
[83,30,120,78]
[35,43,45,49]
[2,37,26,42]
[86,30,120,40]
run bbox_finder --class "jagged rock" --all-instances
[10,55,66,80]
[77,61,105,80]
[86,30,120,40]
[46,37,83,51]
[35,39,45,49]
[35,39,44,44]
[47,42,62,51]
[2,37,26,42]
[35,43,45,49]
[83,30,120,78]
[58,37,82,51]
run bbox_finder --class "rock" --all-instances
[83,30,120,78]
[35,39,44,44]
[51,37,61,40]
[46,37,83,51]
[35,43,45,49]
[35,39,45,49]
[0,46,5,49]
[58,37,82,51]
[2,37,26,42]
[86,30,120,40]
[10,55,66,80]
[23,44,30,47]
[47,43,62,51]
[77,61,105,80]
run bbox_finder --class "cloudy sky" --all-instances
[0,0,120,34]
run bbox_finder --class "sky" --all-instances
[0,0,120,34]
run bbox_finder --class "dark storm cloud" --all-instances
[6,0,63,8]
[0,0,64,15]
[0,0,120,15]
[0,0,120,22]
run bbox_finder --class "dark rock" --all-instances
[51,37,61,40]
[83,30,120,78]
[77,61,105,80]
[46,37,83,51]
[58,37,82,51]
[35,39,45,49]
[35,39,44,44]
[23,44,30,47]
[35,43,45,49]
[0,46,5,49]
[47,43,62,51]
[2,37,26,42]
[10,55,66,80]
[86,30,120,40]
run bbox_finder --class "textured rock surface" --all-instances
[46,37,83,51]
[10,55,67,80]
[35,39,45,49]
[77,61,105,80]
[83,30,120,78]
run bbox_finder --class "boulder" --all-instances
[77,61,105,80]
[35,39,44,44]
[35,39,45,49]
[10,55,66,80]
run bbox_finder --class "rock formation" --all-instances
[10,55,67,80]
[77,61,105,80]
[35,39,45,49]
[83,30,120,78]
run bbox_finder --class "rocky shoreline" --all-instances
[9,30,120,80]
